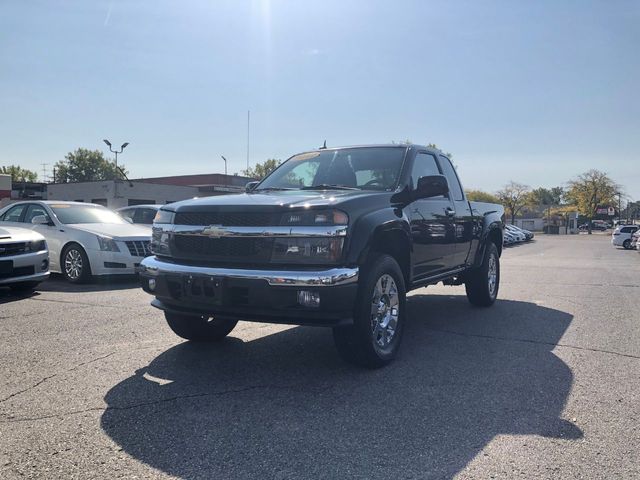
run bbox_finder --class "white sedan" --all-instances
[0,201,151,283]
[0,225,50,291]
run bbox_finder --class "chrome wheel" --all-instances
[487,252,497,297]
[64,249,83,280]
[370,274,400,349]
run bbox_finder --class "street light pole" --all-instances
[221,155,228,176]
[103,139,129,202]
[103,139,129,175]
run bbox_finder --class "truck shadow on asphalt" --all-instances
[101,295,581,479]
[37,274,140,293]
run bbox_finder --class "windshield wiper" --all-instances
[254,187,296,191]
[300,184,360,191]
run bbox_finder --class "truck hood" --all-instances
[69,223,151,240]
[166,190,381,212]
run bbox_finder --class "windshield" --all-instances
[50,204,129,225]
[256,147,406,191]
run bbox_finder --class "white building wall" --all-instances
[46,181,199,208]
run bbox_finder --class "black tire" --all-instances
[465,242,500,307]
[333,254,406,369]
[9,281,41,293]
[165,312,238,341]
[61,243,92,284]
[623,239,631,250]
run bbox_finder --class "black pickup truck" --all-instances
[140,145,504,367]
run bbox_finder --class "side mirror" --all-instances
[414,175,449,199]
[245,181,259,193]
[31,215,52,226]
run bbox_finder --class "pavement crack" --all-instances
[0,384,331,423]
[0,352,117,404]
[428,328,640,360]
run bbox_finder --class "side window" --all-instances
[24,204,51,224]
[438,155,464,201]
[1,204,27,222]
[119,209,135,222]
[411,153,441,188]
[135,208,157,225]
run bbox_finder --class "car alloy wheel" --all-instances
[370,273,400,349]
[65,248,83,280]
[487,252,498,298]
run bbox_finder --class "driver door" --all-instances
[23,203,66,272]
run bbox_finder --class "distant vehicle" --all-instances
[0,225,50,292]
[117,205,161,225]
[503,231,517,246]
[504,225,526,242]
[0,201,152,283]
[612,225,639,249]
[579,222,607,232]
[630,230,639,250]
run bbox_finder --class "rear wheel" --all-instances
[465,242,500,307]
[623,239,631,249]
[333,254,406,368]
[164,312,238,341]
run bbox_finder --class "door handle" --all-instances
[445,207,455,217]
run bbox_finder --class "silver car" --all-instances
[0,225,50,292]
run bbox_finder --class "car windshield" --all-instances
[256,147,406,191]
[50,204,128,225]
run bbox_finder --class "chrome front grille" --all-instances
[174,211,282,226]
[125,241,152,257]
[0,242,28,257]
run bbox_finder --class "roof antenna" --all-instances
[320,140,327,150]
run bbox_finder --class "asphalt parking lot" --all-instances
[1,234,639,479]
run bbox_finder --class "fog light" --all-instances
[297,290,320,308]
[148,278,156,291]
[41,259,49,271]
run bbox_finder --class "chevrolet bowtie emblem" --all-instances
[202,225,228,238]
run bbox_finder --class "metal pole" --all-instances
[247,110,250,171]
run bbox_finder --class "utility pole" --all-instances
[103,139,129,201]
[40,163,48,183]
[246,110,250,172]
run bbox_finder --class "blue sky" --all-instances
[1,0,638,199]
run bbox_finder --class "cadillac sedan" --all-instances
[0,201,151,283]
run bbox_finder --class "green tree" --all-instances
[54,148,127,183]
[0,165,38,182]
[565,169,618,234]
[242,158,281,179]
[528,187,565,206]
[465,189,499,203]
[496,181,531,225]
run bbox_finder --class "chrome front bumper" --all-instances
[138,256,359,287]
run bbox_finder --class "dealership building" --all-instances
[6,173,255,209]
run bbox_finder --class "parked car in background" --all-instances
[503,231,516,246]
[579,222,608,232]
[505,225,527,242]
[117,205,161,225]
[0,225,49,292]
[630,230,639,250]
[612,225,639,250]
[0,201,152,283]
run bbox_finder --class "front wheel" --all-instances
[465,242,500,307]
[62,243,92,283]
[164,312,238,341]
[333,254,406,368]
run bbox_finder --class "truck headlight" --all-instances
[281,209,348,226]
[150,226,171,255]
[153,209,175,224]
[271,237,344,264]
[97,236,120,252]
